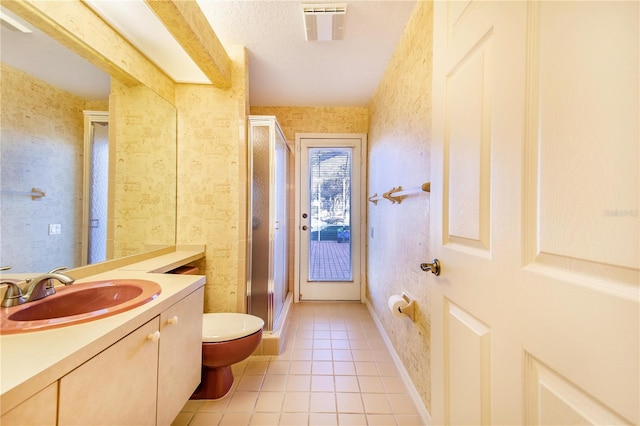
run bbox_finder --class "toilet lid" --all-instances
[202,313,264,342]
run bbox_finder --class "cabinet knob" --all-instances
[167,316,179,325]
[147,331,161,342]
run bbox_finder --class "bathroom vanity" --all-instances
[0,246,205,425]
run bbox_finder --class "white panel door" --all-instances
[430,1,639,424]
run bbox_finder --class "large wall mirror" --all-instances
[0,7,177,273]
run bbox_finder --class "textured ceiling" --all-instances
[1,1,417,107]
[196,1,418,107]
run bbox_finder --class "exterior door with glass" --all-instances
[295,134,365,301]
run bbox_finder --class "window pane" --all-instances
[308,148,352,281]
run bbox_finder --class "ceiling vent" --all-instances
[303,4,347,41]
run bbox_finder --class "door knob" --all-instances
[302,225,308,231]
[420,259,441,276]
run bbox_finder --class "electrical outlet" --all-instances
[49,224,61,235]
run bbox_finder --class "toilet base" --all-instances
[190,365,234,400]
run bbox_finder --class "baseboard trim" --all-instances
[365,298,431,424]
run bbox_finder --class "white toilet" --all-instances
[191,313,264,399]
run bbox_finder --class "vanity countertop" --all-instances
[0,247,206,415]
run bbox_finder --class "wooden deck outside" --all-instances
[309,240,352,281]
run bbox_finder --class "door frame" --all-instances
[293,133,368,303]
[81,110,109,266]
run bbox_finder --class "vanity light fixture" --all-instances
[302,3,347,41]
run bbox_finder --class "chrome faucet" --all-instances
[23,267,75,303]
[1,280,26,307]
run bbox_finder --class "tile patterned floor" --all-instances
[172,302,424,426]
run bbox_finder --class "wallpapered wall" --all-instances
[109,79,177,260]
[175,46,250,314]
[367,1,434,411]
[0,63,107,272]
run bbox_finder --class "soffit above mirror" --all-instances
[83,0,210,84]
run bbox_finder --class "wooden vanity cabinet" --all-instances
[58,287,204,425]
[157,287,203,425]
[58,318,160,425]
[1,383,57,426]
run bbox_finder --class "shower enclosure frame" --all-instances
[246,116,290,332]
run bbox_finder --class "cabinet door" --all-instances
[59,318,160,425]
[1,382,57,426]
[157,287,204,426]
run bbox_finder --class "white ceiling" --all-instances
[1,1,417,107]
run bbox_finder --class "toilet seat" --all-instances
[202,313,264,343]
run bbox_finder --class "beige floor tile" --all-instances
[289,360,312,375]
[189,411,223,426]
[313,349,333,360]
[336,392,364,413]
[333,361,356,376]
[330,330,349,339]
[332,349,353,361]
[337,413,367,425]
[244,361,269,375]
[395,414,425,425]
[180,400,203,412]
[351,350,374,362]
[236,374,264,391]
[294,338,313,349]
[311,361,334,375]
[377,361,400,377]
[219,412,252,425]
[309,392,337,413]
[382,376,408,393]
[291,349,313,361]
[314,330,331,339]
[249,412,280,425]
[199,398,231,412]
[311,375,335,392]
[296,329,314,339]
[357,376,385,393]
[349,340,369,350]
[387,394,419,415]
[309,412,338,425]
[354,362,379,376]
[314,321,330,330]
[362,393,392,414]
[331,339,350,350]
[279,412,309,425]
[227,391,259,412]
[170,412,194,426]
[261,374,288,391]
[286,374,311,392]
[282,392,310,412]
[372,350,393,363]
[174,303,428,426]
[334,376,360,393]
[267,360,290,375]
[368,414,398,425]
[347,330,367,340]
[254,391,284,413]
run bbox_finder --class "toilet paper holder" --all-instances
[399,292,415,320]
